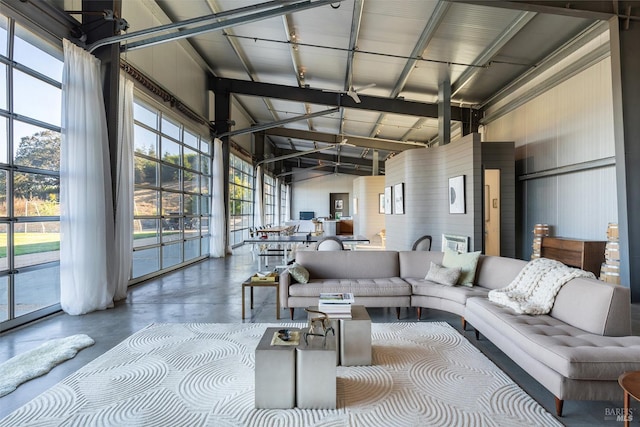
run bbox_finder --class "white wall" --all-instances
[291,170,355,220]
[353,176,386,244]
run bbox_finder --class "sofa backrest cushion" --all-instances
[295,250,399,279]
[475,255,528,289]
[552,278,631,336]
[398,251,444,278]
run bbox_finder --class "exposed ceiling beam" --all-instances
[369,0,451,138]
[88,0,344,53]
[479,20,608,110]
[344,0,364,94]
[277,164,326,177]
[211,77,463,120]
[264,127,427,152]
[257,143,341,165]
[451,10,537,98]
[448,0,628,20]
[290,165,371,177]
[277,148,384,169]
[220,107,339,138]
[202,0,282,128]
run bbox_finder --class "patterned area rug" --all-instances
[0,322,561,427]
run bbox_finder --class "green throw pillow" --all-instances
[425,262,461,286]
[288,263,309,284]
[442,248,481,287]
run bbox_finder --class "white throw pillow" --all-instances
[442,248,481,287]
[425,262,461,286]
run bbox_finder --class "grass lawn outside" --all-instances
[0,233,60,257]
[0,231,192,257]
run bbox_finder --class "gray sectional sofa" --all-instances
[279,249,640,416]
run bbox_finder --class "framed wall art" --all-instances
[384,186,392,214]
[379,193,385,214]
[448,175,466,214]
[394,183,404,215]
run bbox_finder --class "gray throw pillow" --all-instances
[425,262,461,286]
[288,263,309,284]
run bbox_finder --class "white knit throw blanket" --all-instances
[488,258,595,315]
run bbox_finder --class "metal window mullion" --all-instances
[6,17,16,322]
[13,62,61,89]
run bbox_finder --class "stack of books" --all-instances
[318,292,355,318]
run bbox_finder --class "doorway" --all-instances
[330,193,349,219]
[484,169,501,256]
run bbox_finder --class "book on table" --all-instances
[318,292,355,304]
[317,292,354,318]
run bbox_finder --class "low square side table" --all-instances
[306,305,371,366]
[296,333,337,409]
[255,327,298,408]
[340,305,372,366]
[242,276,280,319]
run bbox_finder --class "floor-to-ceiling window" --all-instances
[0,14,63,330]
[280,183,288,223]
[132,98,211,281]
[264,173,275,226]
[229,153,253,247]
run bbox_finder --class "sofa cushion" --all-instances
[425,262,460,286]
[288,277,411,298]
[407,278,489,305]
[475,255,528,290]
[552,277,631,336]
[296,250,399,279]
[288,263,309,284]
[466,297,640,380]
[398,251,444,278]
[442,248,481,286]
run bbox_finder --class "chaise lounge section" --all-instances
[465,277,639,416]
[279,249,640,416]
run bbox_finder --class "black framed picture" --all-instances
[384,186,392,214]
[449,175,465,214]
[394,183,404,215]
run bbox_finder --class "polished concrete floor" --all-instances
[1,246,639,426]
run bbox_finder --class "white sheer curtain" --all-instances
[210,138,226,257]
[275,178,281,225]
[60,39,115,315]
[254,165,264,228]
[113,74,134,300]
[285,184,291,221]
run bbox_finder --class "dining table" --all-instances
[243,234,371,270]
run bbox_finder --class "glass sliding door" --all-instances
[131,99,211,281]
[0,15,63,330]
[228,153,253,247]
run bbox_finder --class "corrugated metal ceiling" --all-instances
[148,0,594,175]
